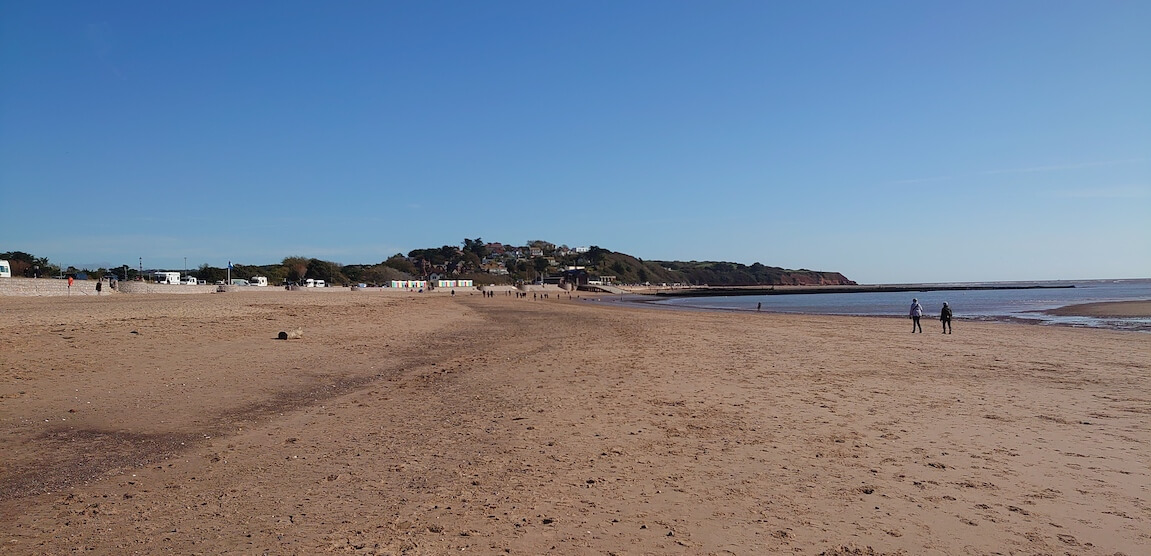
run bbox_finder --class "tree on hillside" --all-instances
[407,248,443,265]
[196,264,215,280]
[307,258,346,285]
[282,256,310,283]
[439,245,460,267]
[383,254,418,275]
[407,245,470,277]
[342,265,366,284]
[461,251,482,273]
[533,256,551,278]
[361,264,410,285]
[505,259,531,281]
[261,265,288,285]
[585,246,609,270]
[462,238,488,259]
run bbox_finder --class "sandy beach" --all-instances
[1,291,1148,555]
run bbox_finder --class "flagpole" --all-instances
[227,261,231,284]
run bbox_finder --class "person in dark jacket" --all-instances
[940,302,952,334]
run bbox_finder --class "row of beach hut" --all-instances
[386,279,474,289]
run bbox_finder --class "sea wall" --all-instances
[117,282,218,295]
[0,277,479,297]
[0,277,224,296]
[0,277,114,297]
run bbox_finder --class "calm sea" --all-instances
[641,279,1151,332]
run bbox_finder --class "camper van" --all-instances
[154,271,181,284]
[304,279,326,288]
[249,276,268,287]
[0,260,10,278]
[180,276,198,285]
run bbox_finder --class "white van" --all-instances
[249,276,268,287]
[0,260,10,278]
[304,279,326,288]
[181,276,198,285]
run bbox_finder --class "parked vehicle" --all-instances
[153,271,181,284]
[181,276,198,285]
[230,279,250,286]
[249,276,268,287]
[304,279,326,288]
[0,260,10,278]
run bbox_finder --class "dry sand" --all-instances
[1,291,1148,555]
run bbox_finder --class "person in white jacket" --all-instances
[909,298,924,333]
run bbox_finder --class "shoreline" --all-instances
[645,284,1075,297]
[616,294,1151,332]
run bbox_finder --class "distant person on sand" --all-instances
[940,302,952,334]
[909,298,923,333]
[96,280,102,295]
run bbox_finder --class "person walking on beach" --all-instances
[909,298,924,333]
[940,302,952,334]
[96,279,102,295]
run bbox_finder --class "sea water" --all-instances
[644,279,1151,332]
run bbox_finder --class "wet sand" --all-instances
[1,291,1149,554]
[1046,300,1151,318]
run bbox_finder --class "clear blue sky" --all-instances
[2,1,1148,284]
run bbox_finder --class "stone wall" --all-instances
[116,282,218,295]
[0,277,116,297]
[0,277,226,296]
[0,277,464,297]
